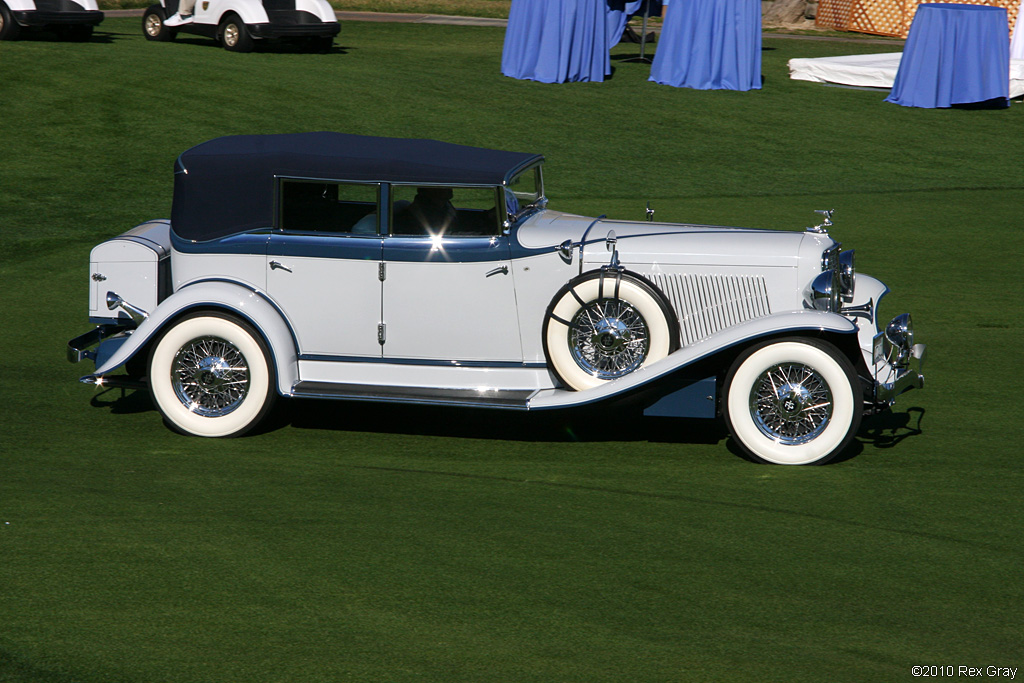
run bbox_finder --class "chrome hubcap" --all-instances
[750,363,832,445]
[145,14,161,35]
[172,336,249,417]
[570,299,649,380]
[224,24,238,46]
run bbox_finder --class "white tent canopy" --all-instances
[789,53,1024,99]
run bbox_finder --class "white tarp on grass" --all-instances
[789,52,1024,99]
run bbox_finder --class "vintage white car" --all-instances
[141,0,338,51]
[0,0,102,41]
[68,133,925,465]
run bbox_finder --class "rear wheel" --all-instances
[148,312,276,437]
[142,5,176,41]
[0,2,22,41]
[219,13,253,52]
[724,337,861,465]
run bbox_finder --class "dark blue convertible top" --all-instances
[171,132,543,242]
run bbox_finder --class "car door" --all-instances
[381,184,523,363]
[265,179,383,359]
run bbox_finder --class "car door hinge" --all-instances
[378,263,387,281]
[377,323,386,345]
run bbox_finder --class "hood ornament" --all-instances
[807,209,834,234]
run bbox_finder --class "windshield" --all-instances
[505,165,544,219]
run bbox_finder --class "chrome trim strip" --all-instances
[297,353,547,369]
[291,381,536,409]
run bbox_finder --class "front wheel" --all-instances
[219,13,253,52]
[148,312,276,437]
[723,338,862,465]
[142,5,176,41]
[543,270,678,391]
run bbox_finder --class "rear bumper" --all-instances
[13,9,103,26]
[67,324,130,364]
[249,19,339,39]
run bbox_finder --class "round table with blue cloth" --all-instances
[502,0,612,83]
[885,3,1010,108]
[649,0,762,91]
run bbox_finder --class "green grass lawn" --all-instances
[1,18,1023,683]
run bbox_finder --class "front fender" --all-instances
[217,1,268,26]
[94,280,297,395]
[528,309,858,410]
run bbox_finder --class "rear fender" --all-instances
[94,280,297,395]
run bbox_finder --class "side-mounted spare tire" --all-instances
[543,269,679,391]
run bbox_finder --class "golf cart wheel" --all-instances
[0,1,22,41]
[219,13,253,52]
[143,4,176,41]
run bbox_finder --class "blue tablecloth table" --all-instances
[502,0,611,83]
[649,0,761,91]
[886,3,1010,108]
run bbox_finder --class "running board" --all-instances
[291,381,536,409]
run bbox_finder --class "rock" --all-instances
[763,0,808,26]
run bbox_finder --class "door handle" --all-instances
[486,265,509,277]
[269,260,292,272]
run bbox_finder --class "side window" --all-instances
[279,180,379,235]
[390,185,500,237]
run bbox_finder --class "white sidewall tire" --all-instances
[545,275,673,391]
[149,313,274,438]
[725,340,859,465]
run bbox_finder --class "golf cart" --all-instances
[0,0,103,41]
[142,0,339,52]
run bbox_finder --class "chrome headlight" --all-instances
[838,249,855,303]
[884,313,914,367]
[811,270,839,312]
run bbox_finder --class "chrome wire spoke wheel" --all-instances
[149,313,275,438]
[749,363,833,445]
[724,338,861,465]
[171,335,250,417]
[544,271,676,391]
[569,298,650,380]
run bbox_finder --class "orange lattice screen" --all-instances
[816,0,1020,38]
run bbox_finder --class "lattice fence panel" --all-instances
[816,0,1020,38]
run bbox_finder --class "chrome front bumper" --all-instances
[874,342,926,406]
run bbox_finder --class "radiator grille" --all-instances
[648,273,771,346]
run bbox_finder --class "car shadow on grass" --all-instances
[289,398,729,445]
[86,386,923,462]
[10,29,116,43]
[168,36,351,54]
[857,406,926,450]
